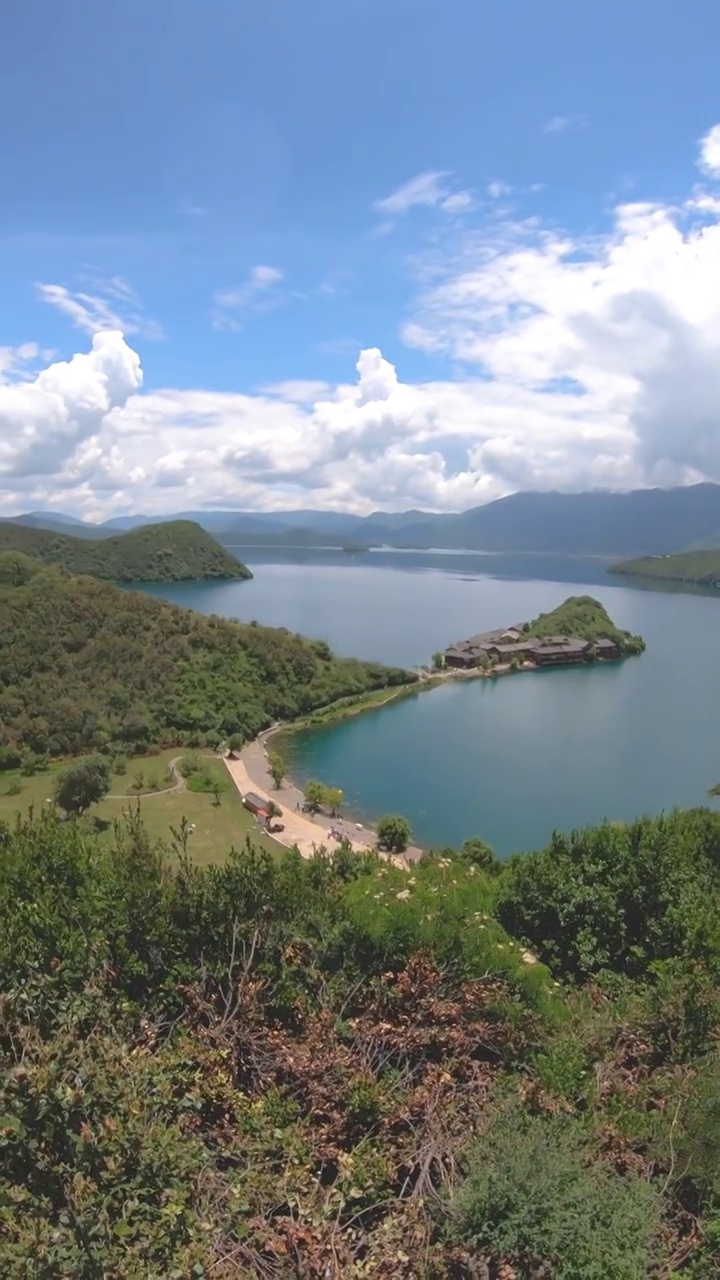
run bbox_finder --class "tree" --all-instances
[325,787,344,815]
[376,814,412,852]
[431,651,444,671]
[53,755,111,815]
[459,836,499,875]
[267,799,282,819]
[303,779,327,812]
[268,751,286,789]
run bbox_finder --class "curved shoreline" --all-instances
[231,669,495,861]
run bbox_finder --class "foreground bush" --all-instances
[0,809,718,1275]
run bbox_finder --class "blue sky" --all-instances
[4,0,720,516]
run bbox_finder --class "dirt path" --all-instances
[106,756,185,801]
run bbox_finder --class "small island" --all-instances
[609,550,720,589]
[0,519,253,583]
[442,595,645,672]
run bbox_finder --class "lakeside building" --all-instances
[444,629,619,671]
[242,791,269,817]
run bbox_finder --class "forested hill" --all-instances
[0,554,413,761]
[525,595,645,652]
[609,549,720,588]
[0,519,252,582]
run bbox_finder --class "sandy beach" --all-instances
[223,729,421,863]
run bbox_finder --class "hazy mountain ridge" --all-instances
[8,483,720,556]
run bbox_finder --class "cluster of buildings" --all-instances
[444,625,620,670]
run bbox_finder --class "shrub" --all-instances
[178,751,202,779]
[376,814,412,852]
[449,1106,662,1278]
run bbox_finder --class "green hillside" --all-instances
[0,554,414,761]
[0,519,252,582]
[525,594,645,652]
[609,549,720,588]
[1,802,718,1275]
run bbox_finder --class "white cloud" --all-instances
[260,379,330,404]
[699,123,720,176]
[543,114,589,135]
[0,331,142,481]
[7,123,720,518]
[37,278,164,341]
[372,171,474,230]
[212,264,284,330]
[487,181,512,200]
[0,343,43,384]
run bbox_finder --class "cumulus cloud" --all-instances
[37,278,164,340]
[212,265,284,330]
[7,124,720,518]
[699,123,720,176]
[0,331,143,480]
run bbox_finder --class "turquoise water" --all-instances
[139,549,720,855]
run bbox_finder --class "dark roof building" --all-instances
[530,636,590,664]
[242,791,269,815]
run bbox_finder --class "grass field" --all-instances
[0,749,282,866]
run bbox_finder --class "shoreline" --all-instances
[234,668,508,859]
[227,644,633,862]
[225,733,422,865]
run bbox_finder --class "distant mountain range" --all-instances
[7,483,720,556]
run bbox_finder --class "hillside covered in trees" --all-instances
[1,805,718,1276]
[610,550,720,589]
[0,519,252,582]
[0,554,413,763]
[525,594,645,653]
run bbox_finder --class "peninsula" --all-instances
[0,519,252,582]
[443,595,645,672]
[609,549,720,589]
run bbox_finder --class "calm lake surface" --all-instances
[139,549,720,855]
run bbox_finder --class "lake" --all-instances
[138,548,720,855]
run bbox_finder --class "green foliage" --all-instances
[498,809,720,981]
[0,804,717,1275]
[450,1106,662,1279]
[610,549,720,588]
[525,594,645,654]
[186,770,226,795]
[376,813,412,852]
[325,786,344,813]
[0,562,415,758]
[19,749,48,776]
[431,650,444,670]
[673,1055,720,1198]
[343,858,553,1001]
[52,755,111,814]
[178,751,203,779]
[459,836,499,875]
[267,750,285,788]
[303,778,327,811]
[0,519,252,582]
